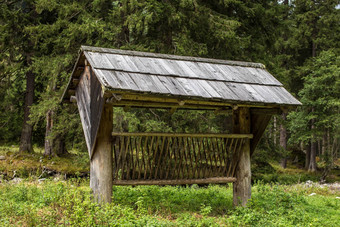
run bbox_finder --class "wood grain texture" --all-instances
[64,46,301,108]
[76,66,104,158]
[112,177,236,185]
[90,104,113,204]
[232,107,251,207]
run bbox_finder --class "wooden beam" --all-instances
[105,91,289,109]
[232,107,251,207]
[90,104,113,204]
[214,108,231,115]
[112,132,253,139]
[109,100,218,110]
[112,177,237,185]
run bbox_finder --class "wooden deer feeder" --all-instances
[62,46,301,206]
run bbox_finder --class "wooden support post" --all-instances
[232,107,251,207]
[90,104,113,204]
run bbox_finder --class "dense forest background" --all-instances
[0,0,339,173]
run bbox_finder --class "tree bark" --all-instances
[54,134,68,156]
[280,113,288,168]
[305,143,311,170]
[309,118,317,172]
[273,116,277,146]
[19,56,34,153]
[43,110,53,156]
[322,131,327,156]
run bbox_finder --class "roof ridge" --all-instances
[81,45,266,69]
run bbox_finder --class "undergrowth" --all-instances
[0,146,89,179]
[0,180,339,226]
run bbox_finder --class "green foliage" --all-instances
[0,180,339,226]
[288,50,340,145]
[112,184,233,215]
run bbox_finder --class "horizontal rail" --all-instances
[112,177,236,185]
[112,132,253,139]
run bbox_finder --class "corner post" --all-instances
[232,107,251,207]
[90,104,113,204]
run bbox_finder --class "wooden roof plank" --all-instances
[196,79,222,99]
[157,75,187,95]
[250,84,282,104]
[115,71,140,91]
[199,62,225,81]
[176,60,200,78]
[97,70,123,89]
[176,78,200,96]
[128,73,153,92]
[206,81,239,101]
[63,46,301,107]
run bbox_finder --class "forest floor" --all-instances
[1,146,340,226]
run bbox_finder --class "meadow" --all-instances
[1,146,340,226]
[0,179,339,226]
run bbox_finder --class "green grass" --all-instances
[0,179,339,226]
[0,146,89,179]
[1,145,339,226]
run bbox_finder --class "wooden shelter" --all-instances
[62,46,301,206]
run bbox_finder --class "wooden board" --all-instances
[76,66,104,158]
[112,177,236,185]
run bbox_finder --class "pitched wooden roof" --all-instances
[63,46,301,108]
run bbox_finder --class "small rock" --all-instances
[38,178,46,183]
[309,193,317,196]
[336,197,340,199]
[11,177,22,184]
[0,155,5,160]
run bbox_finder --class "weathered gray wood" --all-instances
[76,66,104,158]
[233,107,251,207]
[112,177,236,185]
[90,104,113,204]
[112,132,253,138]
[63,45,302,108]
[196,79,221,98]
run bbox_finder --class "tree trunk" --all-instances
[19,56,34,153]
[309,142,317,172]
[44,110,54,156]
[309,118,317,172]
[53,134,68,156]
[305,143,311,170]
[322,131,327,156]
[280,113,287,168]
